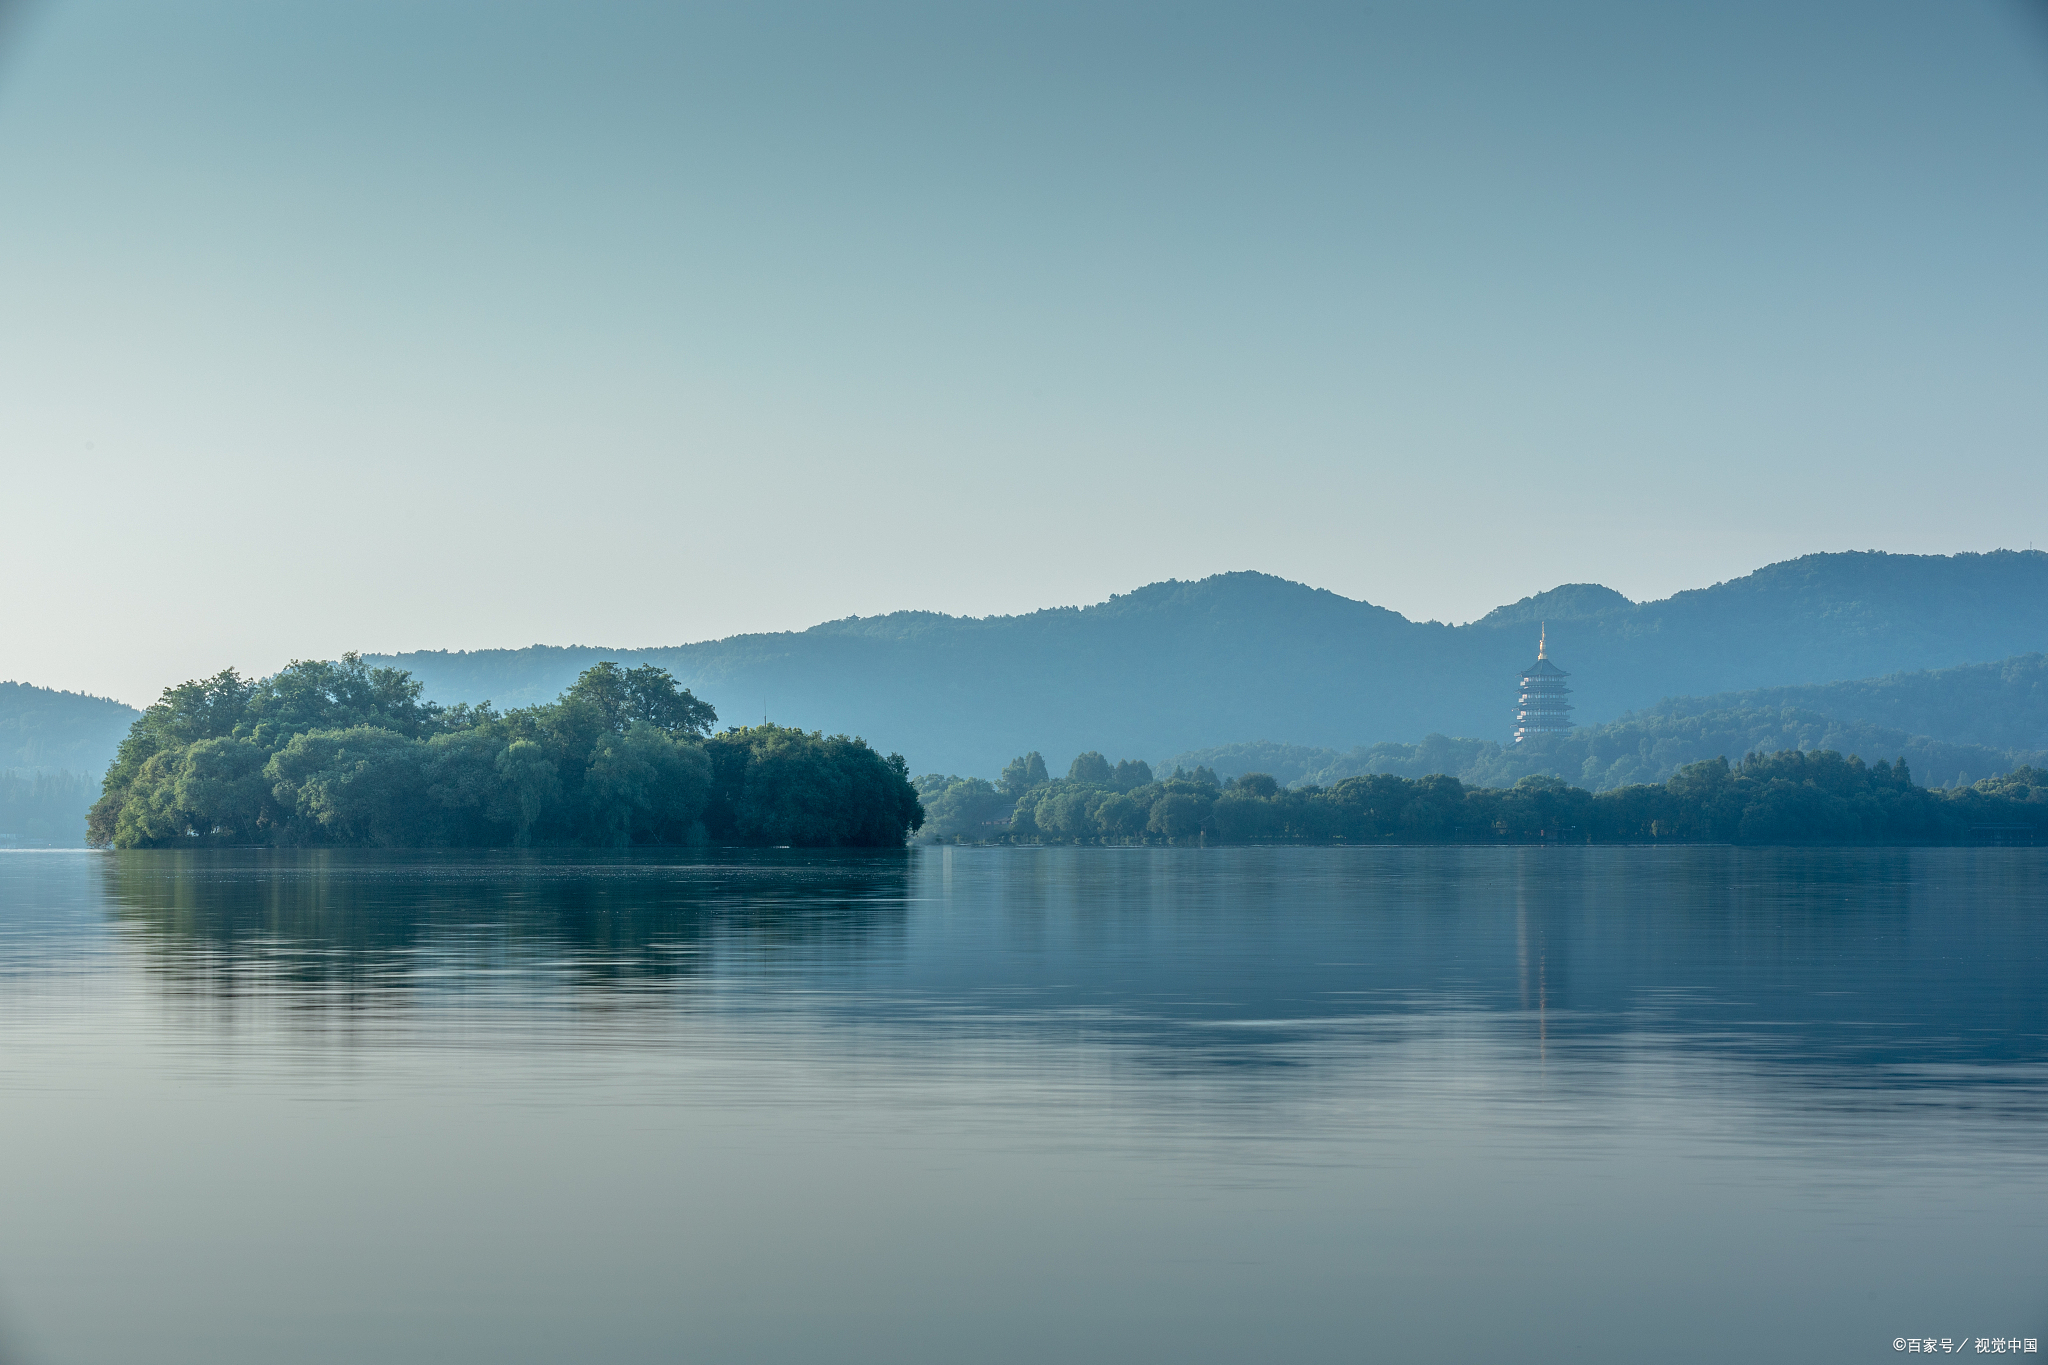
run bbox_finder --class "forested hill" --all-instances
[0,683,140,842]
[0,682,140,776]
[1650,653,2048,752]
[370,551,2048,777]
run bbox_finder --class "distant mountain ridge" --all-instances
[370,551,2048,777]
[0,682,141,844]
[0,681,140,777]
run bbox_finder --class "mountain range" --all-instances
[366,550,2048,778]
[7,550,2047,826]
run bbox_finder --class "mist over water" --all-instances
[0,846,2042,1364]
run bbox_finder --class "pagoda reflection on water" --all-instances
[1513,623,1573,744]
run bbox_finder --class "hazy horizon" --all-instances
[4,0,2046,706]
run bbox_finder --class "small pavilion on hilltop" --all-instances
[1513,625,1573,744]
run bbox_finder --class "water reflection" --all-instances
[96,847,915,1008]
[78,846,2048,1095]
[2,846,2044,1365]
[898,848,2048,1094]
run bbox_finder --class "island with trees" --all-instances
[90,656,923,848]
[916,747,2048,846]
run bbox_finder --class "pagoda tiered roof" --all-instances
[1513,624,1572,744]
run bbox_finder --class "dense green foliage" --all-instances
[0,681,140,776]
[703,725,925,847]
[90,657,922,849]
[918,747,2048,846]
[0,770,99,846]
[918,752,1162,840]
[367,551,2048,776]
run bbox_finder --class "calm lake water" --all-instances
[0,846,2042,1364]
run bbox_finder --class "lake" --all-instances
[0,846,2042,1364]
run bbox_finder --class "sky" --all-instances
[2,0,2046,707]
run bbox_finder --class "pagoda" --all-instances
[1513,624,1573,743]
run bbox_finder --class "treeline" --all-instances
[916,749,2048,845]
[91,656,923,849]
[915,751,1182,841]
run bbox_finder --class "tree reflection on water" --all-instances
[89,846,2048,1121]
[98,848,916,1013]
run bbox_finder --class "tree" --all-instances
[169,737,270,839]
[1209,789,1284,842]
[1067,752,1113,785]
[492,739,561,845]
[559,662,717,739]
[703,725,923,847]
[1147,792,1210,840]
[249,654,453,741]
[918,777,1015,840]
[1094,792,1146,839]
[582,722,712,846]
[1000,752,1049,797]
[1230,773,1280,799]
[1111,759,1153,792]
[265,726,431,846]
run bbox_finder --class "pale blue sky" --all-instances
[3,0,2046,705]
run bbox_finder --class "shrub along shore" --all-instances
[916,748,2048,846]
[90,657,923,848]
